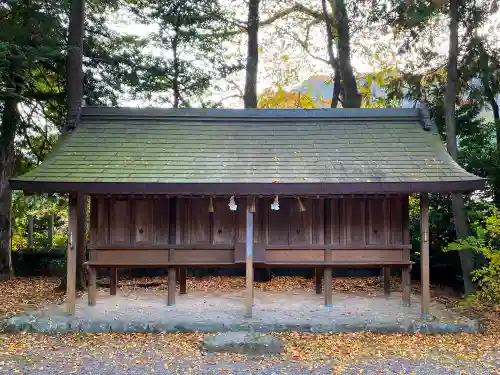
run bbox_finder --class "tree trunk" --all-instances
[65,0,85,131]
[243,0,259,109]
[445,0,476,296]
[48,214,54,248]
[0,52,23,278]
[321,0,342,108]
[331,0,360,108]
[0,99,16,277]
[64,0,86,290]
[172,18,181,108]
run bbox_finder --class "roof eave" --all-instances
[10,179,486,196]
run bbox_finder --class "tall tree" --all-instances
[244,0,260,108]
[66,0,85,130]
[445,0,476,295]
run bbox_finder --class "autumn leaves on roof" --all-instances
[11,107,484,195]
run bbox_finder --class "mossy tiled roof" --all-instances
[11,107,484,194]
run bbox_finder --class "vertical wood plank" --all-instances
[154,197,170,245]
[402,266,411,306]
[167,267,176,306]
[88,197,97,247]
[315,268,322,294]
[135,199,153,243]
[268,198,289,245]
[110,267,118,296]
[88,266,96,306]
[96,197,109,245]
[109,198,130,244]
[213,198,236,244]
[66,194,78,314]
[420,193,430,316]
[178,268,187,295]
[368,198,388,244]
[383,267,391,296]
[189,198,210,244]
[324,248,332,307]
[345,198,366,244]
[245,204,254,318]
[289,198,312,245]
[390,196,403,245]
[312,198,325,244]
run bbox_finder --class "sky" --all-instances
[107,0,500,114]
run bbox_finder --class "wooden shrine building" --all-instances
[10,107,484,317]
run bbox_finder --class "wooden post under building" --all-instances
[245,200,254,318]
[420,193,430,317]
[66,194,78,314]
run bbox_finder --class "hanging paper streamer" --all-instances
[297,197,306,212]
[228,195,238,211]
[208,196,214,213]
[271,195,280,211]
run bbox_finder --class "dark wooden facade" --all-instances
[88,195,410,267]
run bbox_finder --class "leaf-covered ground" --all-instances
[0,276,498,374]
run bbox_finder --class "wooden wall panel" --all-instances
[345,198,366,244]
[135,199,153,244]
[330,249,403,262]
[110,199,130,244]
[213,198,236,244]
[95,249,169,264]
[390,196,404,245]
[236,198,263,244]
[188,198,211,244]
[268,198,290,245]
[266,249,324,262]
[329,199,342,244]
[312,199,325,244]
[289,199,312,245]
[94,196,109,245]
[368,198,389,244]
[154,198,170,245]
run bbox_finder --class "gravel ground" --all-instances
[8,289,479,334]
[0,349,497,375]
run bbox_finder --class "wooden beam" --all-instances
[110,267,118,295]
[88,266,96,306]
[383,267,391,296]
[178,268,187,294]
[315,268,322,294]
[245,202,254,318]
[420,193,430,317]
[167,267,176,306]
[66,194,78,314]
[27,216,34,248]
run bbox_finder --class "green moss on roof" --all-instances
[11,107,483,193]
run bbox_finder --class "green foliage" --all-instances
[445,209,500,305]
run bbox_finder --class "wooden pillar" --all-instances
[324,249,332,307]
[402,266,411,306]
[110,267,118,295]
[88,266,96,306]
[167,267,176,306]
[324,268,332,307]
[245,201,254,318]
[47,214,54,248]
[178,268,187,295]
[383,267,391,296]
[27,216,34,248]
[315,268,322,294]
[66,194,78,314]
[420,193,430,317]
